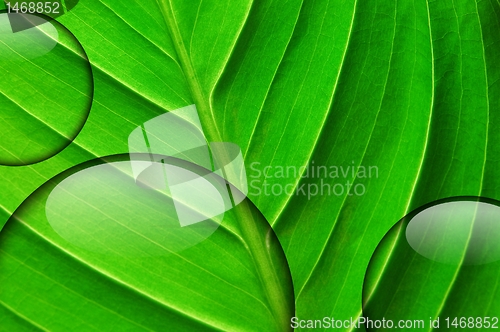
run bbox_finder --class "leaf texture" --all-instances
[1,0,500,330]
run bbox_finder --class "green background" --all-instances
[1,0,500,330]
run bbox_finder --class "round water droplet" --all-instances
[363,197,500,331]
[0,154,294,330]
[0,12,92,166]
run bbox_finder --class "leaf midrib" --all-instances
[156,0,220,142]
[155,1,292,327]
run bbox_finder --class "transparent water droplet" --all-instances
[0,154,294,330]
[0,12,92,166]
[363,197,500,331]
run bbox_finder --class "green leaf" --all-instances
[1,0,500,330]
[2,1,296,330]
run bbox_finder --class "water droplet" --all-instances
[0,12,92,166]
[363,197,500,331]
[0,154,294,330]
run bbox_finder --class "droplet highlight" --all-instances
[45,158,224,256]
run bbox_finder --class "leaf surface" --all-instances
[1,0,500,330]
